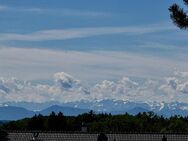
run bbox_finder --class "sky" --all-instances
[0,0,188,104]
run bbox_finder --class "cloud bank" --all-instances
[0,71,188,103]
[0,47,187,103]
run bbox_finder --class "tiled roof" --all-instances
[2,132,188,141]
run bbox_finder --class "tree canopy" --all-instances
[169,0,188,29]
[1,111,188,133]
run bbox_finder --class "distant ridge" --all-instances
[0,105,89,120]
[2,100,188,120]
[38,105,89,116]
[0,106,34,120]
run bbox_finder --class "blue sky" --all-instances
[0,0,188,103]
[0,0,186,54]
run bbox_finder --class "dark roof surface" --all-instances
[3,132,188,141]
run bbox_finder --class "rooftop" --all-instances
[1,131,188,141]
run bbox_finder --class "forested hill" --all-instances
[1,111,188,133]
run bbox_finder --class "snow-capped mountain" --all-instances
[3,100,188,118]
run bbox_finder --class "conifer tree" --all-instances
[169,0,188,29]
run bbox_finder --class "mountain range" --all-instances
[1,100,188,120]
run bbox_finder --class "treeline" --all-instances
[1,111,188,133]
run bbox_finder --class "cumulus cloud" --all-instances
[0,77,27,94]
[0,71,188,103]
[160,71,188,95]
[54,72,81,90]
[91,77,139,101]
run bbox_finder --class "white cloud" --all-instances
[0,70,188,103]
[0,77,26,94]
[0,47,187,103]
[53,72,81,90]
[91,77,139,101]
[0,72,89,103]
[160,71,188,95]
[0,25,174,41]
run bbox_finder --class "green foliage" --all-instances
[47,112,67,131]
[1,111,188,133]
[28,114,45,130]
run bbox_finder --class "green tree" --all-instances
[47,112,57,130]
[3,111,188,133]
[28,114,45,130]
[56,112,67,130]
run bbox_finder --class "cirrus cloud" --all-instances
[0,25,174,42]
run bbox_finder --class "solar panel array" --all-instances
[3,132,188,141]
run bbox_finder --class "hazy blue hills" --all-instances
[127,107,149,115]
[0,106,35,120]
[0,105,89,120]
[1,100,188,120]
[38,105,89,116]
